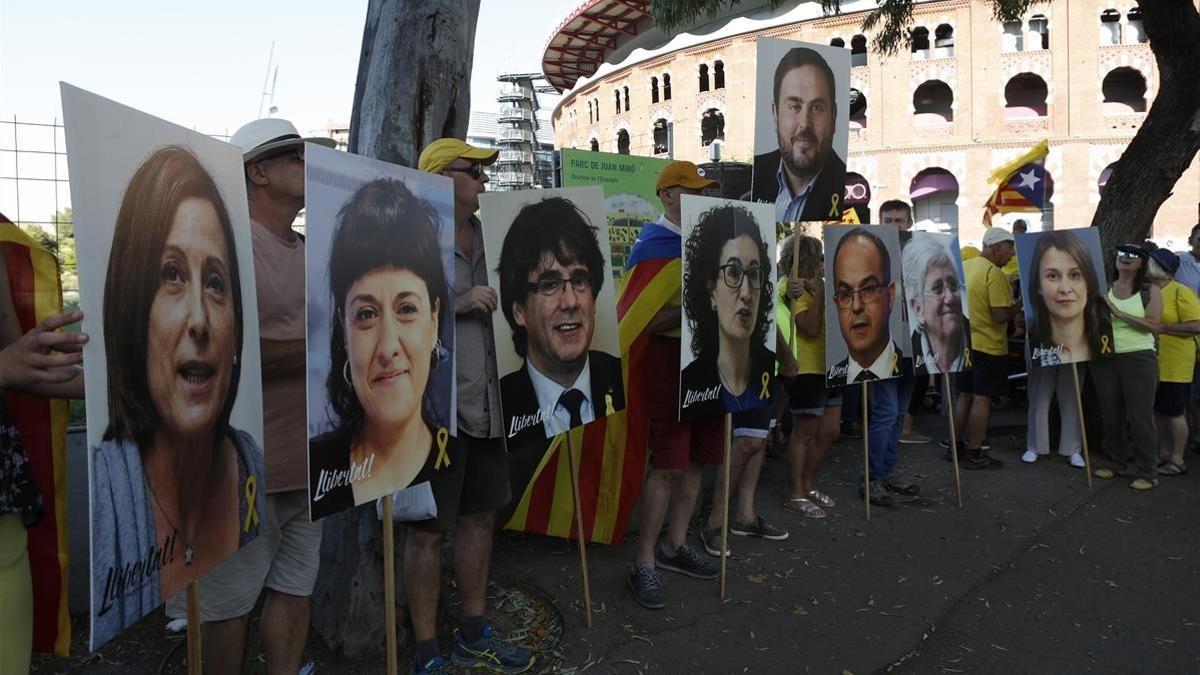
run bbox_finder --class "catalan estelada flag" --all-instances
[982,139,1049,226]
[0,213,71,655]
[504,219,678,543]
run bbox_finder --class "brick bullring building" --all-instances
[543,0,1199,246]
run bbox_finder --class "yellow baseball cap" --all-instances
[418,138,499,174]
[655,160,720,192]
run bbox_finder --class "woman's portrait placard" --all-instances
[304,144,458,521]
[750,37,850,222]
[61,84,266,650]
[901,231,972,375]
[679,196,777,421]
[824,224,910,386]
[478,186,626,451]
[1015,227,1115,367]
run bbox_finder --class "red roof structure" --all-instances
[542,0,654,92]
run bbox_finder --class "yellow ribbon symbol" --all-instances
[605,393,615,416]
[891,351,900,375]
[828,192,841,219]
[964,348,973,368]
[434,427,451,470]
[759,372,770,399]
[1100,335,1112,354]
[242,475,259,533]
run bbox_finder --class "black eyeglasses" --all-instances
[833,282,883,308]
[261,147,304,163]
[528,272,593,297]
[443,163,485,180]
[717,263,762,290]
[924,276,961,297]
[1115,249,1142,260]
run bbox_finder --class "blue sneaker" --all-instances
[451,625,534,673]
[413,654,453,675]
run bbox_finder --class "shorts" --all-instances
[1155,381,1189,417]
[165,490,323,621]
[788,374,843,416]
[409,434,511,532]
[731,405,772,439]
[647,336,725,469]
[1190,362,1200,401]
[956,350,1008,400]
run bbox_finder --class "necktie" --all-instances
[558,388,586,428]
[853,370,878,383]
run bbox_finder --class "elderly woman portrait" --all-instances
[680,204,775,419]
[1024,230,1113,366]
[902,234,969,375]
[90,145,264,647]
[308,178,454,520]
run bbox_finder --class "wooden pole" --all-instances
[861,383,870,521]
[564,432,594,628]
[1070,362,1094,487]
[719,412,732,599]
[944,375,963,508]
[186,582,201,674]
[382,495,397,675]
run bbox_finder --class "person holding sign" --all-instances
[495,196,625,450]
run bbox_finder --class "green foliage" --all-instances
[650,0,788,34]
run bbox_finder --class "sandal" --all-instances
[806,489,836,508]
[784,497,826,519]
[1157,461,1188,476]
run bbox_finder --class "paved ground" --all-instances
[33,410,1200,673]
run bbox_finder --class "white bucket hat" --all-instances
[230,118,336,163]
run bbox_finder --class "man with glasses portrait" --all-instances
[826,227,905,387]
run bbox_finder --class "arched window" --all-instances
[701,108,724,146]
[1004,73,1049,118]
[614,90,621,115]
[934,24,955,57]
[911,26,930,58]
[909,168,960,234]
[1125,8,1146,43]
[830,37,845,48]
[850,35,868,67]
[1100,9,1121,45]
[699,64,710,92]
[651,76,660,104]
[616,129,630,155]
[587,100,593,124]
[1002,20,1023,52]
[663,73,672,100]
[714,60,725,89]
[913,80,954,124]
[1102,67,1147,113]
[849,87,867,128]
[1029,14,1049,50]
[623,86,630,112]
[594,98,600,121]
[653,119,669,155]
[590,138,599,152]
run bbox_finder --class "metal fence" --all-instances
[0,117,75,292]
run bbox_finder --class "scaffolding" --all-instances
[494,73,555,190]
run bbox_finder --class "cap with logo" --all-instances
[655,160,721,192]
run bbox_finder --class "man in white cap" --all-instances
[952,226,1021,470]
[167,118,335,674]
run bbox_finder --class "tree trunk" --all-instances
[313,0,479,657]
[347,0,481,165]
[1090,0,1200,251]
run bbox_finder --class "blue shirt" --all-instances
[774,159,821,222]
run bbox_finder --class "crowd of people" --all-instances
[2,120,1199,675]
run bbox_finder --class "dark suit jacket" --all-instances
[910,317,971,376]
[751,148,847,221]
[679,344,776,421]
[499,350,626,452]
[825,340,909,388]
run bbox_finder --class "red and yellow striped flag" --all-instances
[0,213,71,655]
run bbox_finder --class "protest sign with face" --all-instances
[901,231,972,375]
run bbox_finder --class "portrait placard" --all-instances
[62,84,265,650]
[679,195,777,420]
[900,231,973,375]
[478,186,625,451]
[823,224,911,386]
[1015,227,1114,367]
[750,37,850,223]
[304,144,458,521]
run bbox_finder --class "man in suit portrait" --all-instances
[751,45,847,222]
[497,196,625,450]
[827,227,905,387]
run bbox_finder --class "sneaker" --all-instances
[1128,477,1158,491]
[655,541,719,580]
[730,516,789,541]
[627,562,666,609]
[699,526,730,557]
[960,450,1003,471]
[900,430,932,444]
[1067,452,1085,468]
[859,480,894,507]
[451,626,534,673]
[882,476,920,496]
[414,655,454,675]
[941,437,990,451]
[1021,450,1038,464]
[841,421,863,439]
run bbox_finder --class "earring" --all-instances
[343,360,352,386]
[430,338,444,370]
[233,354,238,366]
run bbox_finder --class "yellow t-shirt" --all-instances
[790,290,826,375]
[963,255,1012,356]
[1157,280,1200,383]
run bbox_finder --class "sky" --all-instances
[0,0,578,222]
